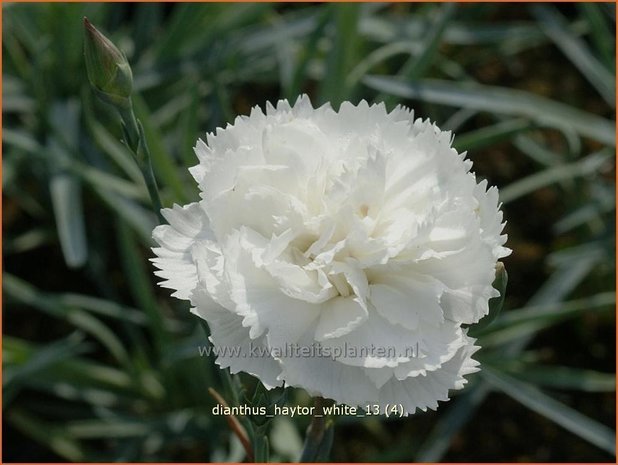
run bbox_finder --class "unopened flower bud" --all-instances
[83,17,133,108]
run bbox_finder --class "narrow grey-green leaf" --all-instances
[531,5,615,106]
[578,3,615,69]
[4,333,90,393]
[318,3,361,106]
[7,409,86,461]
[49,168,88,268]
[454,119,533,152]
[477,292,614,347]
[502,364,615,392]
[415,384,492,461]
[363,76,616,146]
[483,368,616,455]
[499,150,612,203]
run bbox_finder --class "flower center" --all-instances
[358,204,369,218]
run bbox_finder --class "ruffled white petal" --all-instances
[315,296,368,341]
[276,330,379,406]
[191,289,283,389]
[377,334,480,414]
[223,227,322,347]
[151,202,212,300]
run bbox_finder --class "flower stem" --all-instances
[299,397,335,462]
[117,101,165,224]
[253,426,269,463]
[117,104,139,148]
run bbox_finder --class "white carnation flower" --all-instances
[152,95,510,415]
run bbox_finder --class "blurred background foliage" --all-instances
[2,2,616,462]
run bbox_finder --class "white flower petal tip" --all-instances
[152,95,510,415]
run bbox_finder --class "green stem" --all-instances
[139,149,165,224]
[117,100,165,224]
[117,103,139,149]
[299,397,334,462]
[253,424,270,463]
